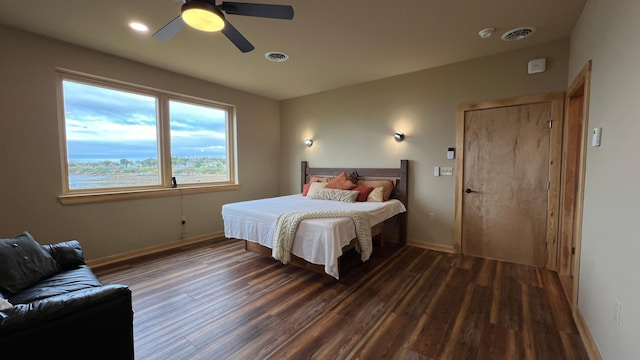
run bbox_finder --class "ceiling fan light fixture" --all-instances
[181,1,225,32]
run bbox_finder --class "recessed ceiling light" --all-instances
[265,51,289,63]
[129,22,150,33]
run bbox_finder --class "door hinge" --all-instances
[547,119,553,128]
[546,181,551,190]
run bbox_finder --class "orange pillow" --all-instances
[326,171,357,190]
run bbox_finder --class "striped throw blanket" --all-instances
[272,210,372,265]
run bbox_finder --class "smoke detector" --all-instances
[478,28,495,39]
[501,27,536,41]
[265,51,289,63]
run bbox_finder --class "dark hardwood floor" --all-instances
[96,238,589,359]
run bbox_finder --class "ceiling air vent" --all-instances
[501,27,536,41]
[265,51,289,63]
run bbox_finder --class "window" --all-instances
[169,99,230,185]
[58,71,236,203]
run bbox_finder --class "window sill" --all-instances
[58,184,240,205]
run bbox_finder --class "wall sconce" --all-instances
[394,131,405,142]
[304,138,314,147]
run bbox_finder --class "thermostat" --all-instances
[528,58,546,74]
[447,147,455,160]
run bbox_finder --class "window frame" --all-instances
[56,70,238,205]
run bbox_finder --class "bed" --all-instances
[222,160,408,279]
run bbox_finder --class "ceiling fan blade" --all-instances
[153,15,186,40]
[221,21,255,53]
[219,2,294,20]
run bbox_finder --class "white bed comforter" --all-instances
[222,194,406,279]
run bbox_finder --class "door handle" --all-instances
[465,188,475,194]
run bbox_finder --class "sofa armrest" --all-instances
[0,284,129,331]
[41,239,85,270]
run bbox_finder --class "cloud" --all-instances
[63,80,229,160]
[169,99,226,133]
[63,80,156,128]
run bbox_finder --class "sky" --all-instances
[63,80,227,162]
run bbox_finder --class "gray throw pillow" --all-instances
[0,232,60,293]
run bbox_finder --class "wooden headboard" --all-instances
[300,160,409,246]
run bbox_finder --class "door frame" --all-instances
[454,92,565,270]
[558,61,592,310]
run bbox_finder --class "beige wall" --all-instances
[569,0,640,358]
[280,40,569,248]
[0,25,280,260]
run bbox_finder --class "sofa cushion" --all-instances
[7,265,103,305]
[42,240,85,270]
[0,232,60,293]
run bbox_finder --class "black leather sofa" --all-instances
[0,232,134,359]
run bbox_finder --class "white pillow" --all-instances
[367,187,385,202]
[0,298,12,310]
[308,188,359,202]
[306,181,327,198]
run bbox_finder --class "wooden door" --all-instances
[454,93,564,268]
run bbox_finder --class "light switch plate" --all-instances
[434,166,440,176]
[441,167,453,176]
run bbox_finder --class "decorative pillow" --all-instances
[0,232,60,293]
[352,185,375,202]
[367,187,385,202]
[306,181,327,198]
[302,182,314,196]
[308,188,359,202]
[0,298,12,310]
[357,179,395,201]
[326,171,357,190]
[347,171,358,185]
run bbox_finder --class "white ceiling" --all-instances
[0,0,586,100]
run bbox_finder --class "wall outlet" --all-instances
[441,167,453,176]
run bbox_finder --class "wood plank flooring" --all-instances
[96,239,589,359]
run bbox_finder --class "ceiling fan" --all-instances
[153,0,294,53]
